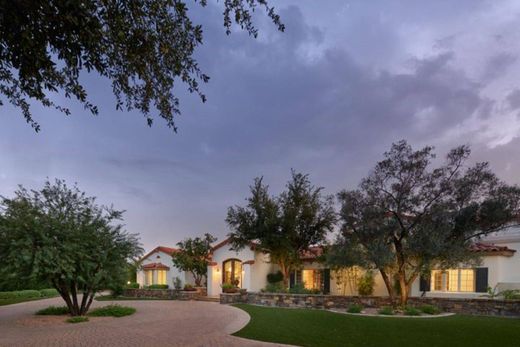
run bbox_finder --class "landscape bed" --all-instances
[233,304,520,347]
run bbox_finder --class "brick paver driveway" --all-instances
[0,297,290,347]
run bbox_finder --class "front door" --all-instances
[223,259,242,287]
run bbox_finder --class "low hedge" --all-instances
[145,284,168,289]
[0,288,59,300]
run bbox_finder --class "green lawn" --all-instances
[233,304,520,347]
[0,295,59,306]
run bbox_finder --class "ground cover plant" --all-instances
[233,304,520,347]
[36,306,70,315]
[88,305,136,317]
[66,316,89,323]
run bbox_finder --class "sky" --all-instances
[1,0,520,252]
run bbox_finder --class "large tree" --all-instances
[172,233,216,286]
[0,0,284,132]
[226,171,336,288]
[330,140,520,305]
[0,179,142,316]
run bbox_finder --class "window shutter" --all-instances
[289,271,295,288]
[323,269,330,294]
[419,275,430,292]
[475,268,488,293]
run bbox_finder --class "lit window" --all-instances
[157,270,167,285]
[300,270,322,290]
[145,270,153,285]
[431,269,475,292]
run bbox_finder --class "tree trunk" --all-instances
[379,269,395,304]
[84,292,96,314]
[398,272,409,307]
[279,262,290,289]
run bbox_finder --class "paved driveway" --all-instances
[0,297,289,347]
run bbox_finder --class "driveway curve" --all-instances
[0,297,289,346]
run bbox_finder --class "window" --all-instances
[157,270,167,285]
[302,270,322,290]
[223,259,242,287]
[431,269,475,292]
[145,270,153,285]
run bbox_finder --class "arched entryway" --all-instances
[222,259,242,287]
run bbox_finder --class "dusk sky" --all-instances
[2,0,520,252]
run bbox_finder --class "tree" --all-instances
[330,140,520,305]
[0,0,284,132]
[172,233,216,286]
[0,179,142,316]
[226,171,336,288]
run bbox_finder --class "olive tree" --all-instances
[172,233,216,286]
[330,140,520,305]
[0,0,284,131]
[0,179,142,316]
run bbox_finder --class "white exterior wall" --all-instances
[330,269,389,296]
[137,250,190,288]
[207,245,275,296]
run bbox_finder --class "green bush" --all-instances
[404,306,421,316]
[88,305,136,317]
[357,271,375,296]
[39,288,59,297]
[500,289,520,300]
[347,304,363,313]
[36,306,70,315]
[67,316,89,323]
[419,304,441,315]
[288,283,321,294]
[262,282,287,293]
[124,282,140,289]
[378,306,394,315]
[146,284,168,289]
[0,290,42,299]
[267,271,284,284]
[172,277,182,290]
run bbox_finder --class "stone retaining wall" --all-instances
[123,288,202,300]
[220,292,520,317]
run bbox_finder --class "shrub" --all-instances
[172,277,182,290]
[36,306,70,315]
[357,271,374,296]
[125,282,140,289]
[347,304,363,313]
[267,271,284,284]
[263,282,287,293]
[500,289,520,300]
[146,284,169,289]
[0,290,42,299]
[67,316,89,323]
[419,304,441,315]
[221,283,239,293]
[183,284,197,291]
[404,306,421,316]
[88,305,136,317]
[39,288,59,297]
[378,306,394,315]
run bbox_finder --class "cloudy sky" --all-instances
[2,0,520,252]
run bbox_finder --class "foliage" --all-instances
[346,304,363,313]
[333,267,361,296]
[0,290,41,299]
[39,288,59,297]
[331,140,520,305]
[125,282,140,289]
[482,285,500,299]
[419,304,441,315]
[357,271,375,296]
[146,284,169,289]
[267,271,284,284]
[288,283,321,295]
[378,306,394,315]
[36,306,70,315]
[172,277,182,290]
[67,316,89,323]
[227,171,336,287]
[109,284,125,297]
[88,305,136,317]
[262,282,287,293]
[0,0,284,132]
[172,233,216,286]
[183,284,197,291]
[0,179,143,316]
[234,304,520,347]
[404,306,421,316]
[500,289,520,300]
[96,295,163,301]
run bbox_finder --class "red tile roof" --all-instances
[470,242,516,255]
[300,246,324,261]
[139,246,178,262]
[210,238,258,253]
[142,262,170,270]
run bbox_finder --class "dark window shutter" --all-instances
[289,271,295,288]
[475,268,488,293]
[419,275,430,292]
[323,269,330,294]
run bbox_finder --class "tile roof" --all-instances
[299,246,324,261]
[139,245,178,262]
[470,242,516,255]
[142,262,170,270]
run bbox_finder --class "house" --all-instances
[136,246,194,288]
[208,226,520,298]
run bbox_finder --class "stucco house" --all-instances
[136,246,194,288]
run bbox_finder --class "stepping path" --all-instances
[0,297,292,346]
